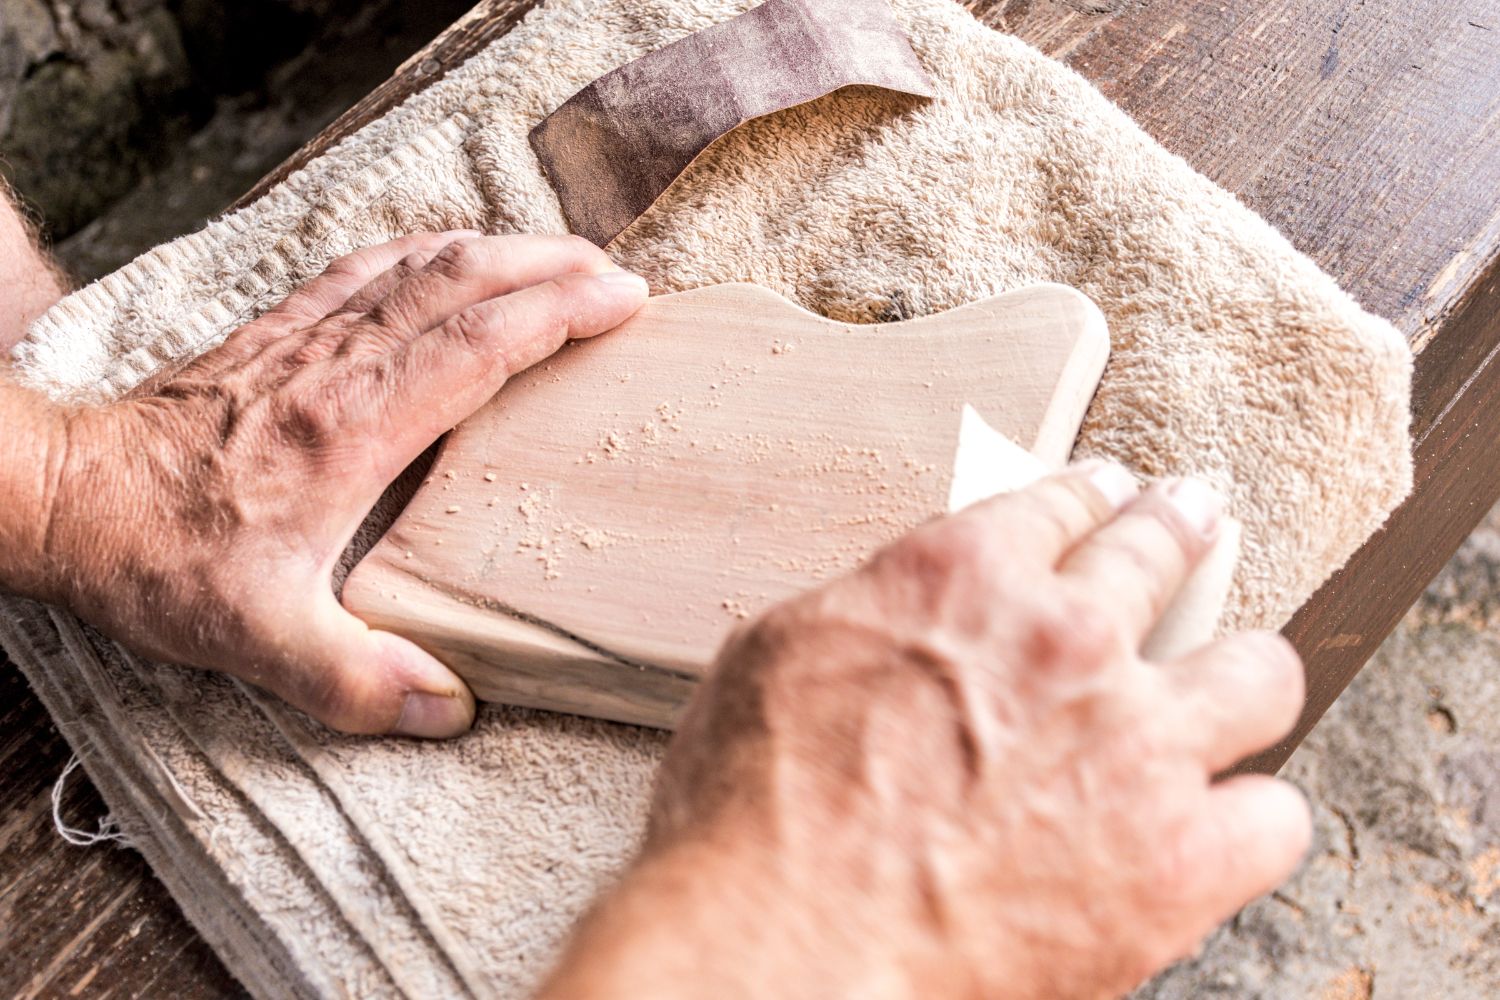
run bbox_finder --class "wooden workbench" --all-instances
[4,1,1498,994]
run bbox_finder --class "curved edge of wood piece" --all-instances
[646,281,1110,467]
[966,283,1109,464]
[344,281,1111,728]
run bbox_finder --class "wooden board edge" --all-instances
[342,557,693,729]
[1021,284,1111,464]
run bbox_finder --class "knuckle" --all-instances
[530,275,573,313]
[1145,493,1211,560]
[710,600,802,690]
[426,238,488,280]
[1078,533,1174,617]
[1017,591,1118,672]
[447,303,505,352]
[1009,488,1086,547]
[360,353,397,389]
[288,334,338,368]
[276,391,342,444]
[321,252,367,281]
[1092,532,1168,582]
[883,519,982,590]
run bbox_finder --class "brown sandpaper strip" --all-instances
[529,0,936,246]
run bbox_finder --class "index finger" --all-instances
[372,269,650,452]
[942,459,1141,568]
[355,234,626,344]
[264,230,481,325]
[1057,478,1222,643]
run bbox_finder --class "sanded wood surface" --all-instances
[10,0,1500,993]
[345,282,1108,726]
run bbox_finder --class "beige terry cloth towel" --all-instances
[1,0,1412,996]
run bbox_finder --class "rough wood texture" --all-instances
[0,654,246,999]
[11,0,1500,993]
[344,282,1109,726]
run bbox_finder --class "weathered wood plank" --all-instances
[999,0,1500,347]
[0,654,246,999]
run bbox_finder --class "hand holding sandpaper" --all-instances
[541,463,1309,1000]
[530,0,936,245]
[507,10,1297,993]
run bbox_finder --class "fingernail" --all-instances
[1164,477,1223,537]
[1075,459,1139,509]
[594,270,650,293]
[393,690,474,739]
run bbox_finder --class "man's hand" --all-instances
[5,232,648,737]
[541,464,1311,999]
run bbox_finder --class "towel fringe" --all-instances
[52,754,133,849]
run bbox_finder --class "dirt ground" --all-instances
[1137,504,1500,998]
[6,2,1498,995]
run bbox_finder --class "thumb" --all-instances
[261,592,476,738]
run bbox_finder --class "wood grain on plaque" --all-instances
[344,282,1108,726]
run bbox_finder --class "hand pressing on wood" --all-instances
[540,464,1311,1000]
[0,232,648,737]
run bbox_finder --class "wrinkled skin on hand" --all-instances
[29,232,648,737]
[544,465,1311,1000]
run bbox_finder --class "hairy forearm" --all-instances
[0,374,69,601]
[0,177,68,354]
[537,833,954,1000]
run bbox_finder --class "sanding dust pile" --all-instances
[0,0,1410,996]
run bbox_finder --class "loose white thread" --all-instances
[51,754,131,848]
